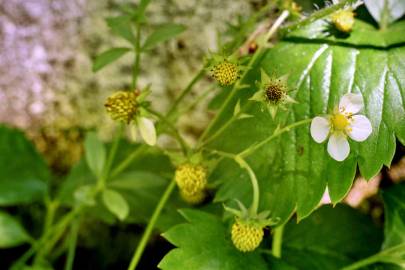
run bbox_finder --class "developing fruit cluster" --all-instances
[231,219,264,252]
[175,163,207,204]
[105,90,139,124]
[211,60,240,86]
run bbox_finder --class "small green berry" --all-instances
[211,61,239,86]
[175,163,207,195]
[231,220,264,252]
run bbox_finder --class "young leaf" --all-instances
[159,209,269,270]
[0,125,49,206]
[102,189,129,221]
[364,0,405,26]
[106,16,136,44]
[84,132,106,178]
[142,24,186,51]
[92,47,131,72]
[0,211,31,248]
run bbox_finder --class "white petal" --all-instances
[347,115,372,142]
[339,93,363,114]
[138,117,156,146]
[327,132,350,161]
[310,116,330,143]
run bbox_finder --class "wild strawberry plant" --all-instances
[1,0,405,269]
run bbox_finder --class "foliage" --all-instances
[1,0,405,270]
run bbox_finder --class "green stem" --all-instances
[110,146,146,178]
[14,207,82,268]
[176,85,215,117]
[43,200,59,235]
[272,224,284,258]
[100,124,123,188]
[64,217,81,270]
[234,156,260,215]
[280,0,358,36]
[127,179,177,270]
[132,24,142,89]
[341,243,405,270]
[239,118,312,158]
[167,68,206,120]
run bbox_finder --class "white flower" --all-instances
[310,93,372,162]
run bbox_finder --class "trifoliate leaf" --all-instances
[159,209,269,270]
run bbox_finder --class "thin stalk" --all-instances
[176,85,215,117]
[132,24,142,89]
[272,224,284,258]
[239,118,312,158]
[110,146,146,178]
[14,207,82,268]
[100,124,123,187]
[127,179,177,270]
[167,68,206,120]
[64,217,81,270]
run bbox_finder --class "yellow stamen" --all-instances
[332,113,349,131]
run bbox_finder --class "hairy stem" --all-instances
[132,24,142,89]
[127,179,177,270]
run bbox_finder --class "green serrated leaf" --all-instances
[282,205,383,270]
[84,132,106,178]
[102,189,129,221]
[92,47,131,72]
[142,24,186,51]
[159,209,269,270]
[106,16,136,44]
[0,211,31,248]
[208,17,405,223]
[0,125,49,206]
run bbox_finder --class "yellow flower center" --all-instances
[332,113,349,131]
